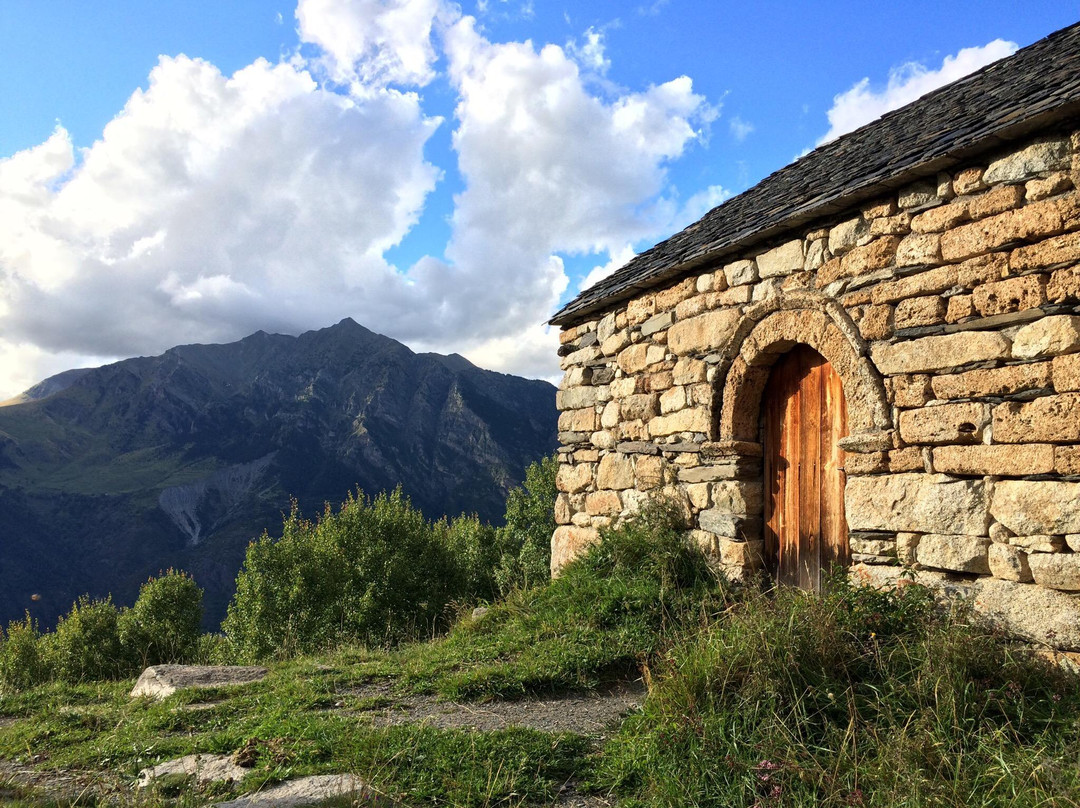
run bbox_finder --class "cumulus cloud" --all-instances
[295,0,450,88]
[0,4,717,397]
[820,39,1017,144]
[416,16,713,352]
[0,54,442,393]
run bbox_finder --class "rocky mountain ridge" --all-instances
[0,319,557,627]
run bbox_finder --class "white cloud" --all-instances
[422,16,712,361]
[820,39,1018,144]
[295,0,451,88]
[566,27,610,76]
[728,114,753,142]
[579,245,637,292]
[0,54,442,395]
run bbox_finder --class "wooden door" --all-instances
[763,345,849,590]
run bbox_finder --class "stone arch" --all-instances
[712,291,891,444]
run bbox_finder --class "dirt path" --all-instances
[349,680,646,737]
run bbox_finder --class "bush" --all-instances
[494,456,556,595]
[0,614,51,690]
[45,595,129,682]
[223,489,461,662]
[442,514,500,605]
[118,569,203,667]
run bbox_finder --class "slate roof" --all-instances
[550,21,1080,327]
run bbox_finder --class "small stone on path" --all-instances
[130,665,268,700]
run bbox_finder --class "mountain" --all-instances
[0,319,558,628]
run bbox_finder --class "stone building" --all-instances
[548,23,1080,650]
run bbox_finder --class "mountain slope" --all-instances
[0,319,557,627]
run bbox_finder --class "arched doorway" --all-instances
[762,345,849,590]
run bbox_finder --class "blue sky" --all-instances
[0,0,1076,398]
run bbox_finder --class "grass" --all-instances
[1,507,1079,806]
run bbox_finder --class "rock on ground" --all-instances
[130,665,268,699]
[213,774,390,807]
[136,754,247,789]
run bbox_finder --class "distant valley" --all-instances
[0,319,557,627]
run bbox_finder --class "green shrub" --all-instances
[442,514,500,605]
[118,569,203,667]
[494,455,556,595]
[45,596,129,682]
[0,614,51,690]
[223,489,460,661]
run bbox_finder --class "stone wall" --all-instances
[553,126,1080,649]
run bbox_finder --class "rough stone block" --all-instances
[1010,231,1080,271]
[1011,315,1080,359]
[953,167,985,195]
[890,374,933,408]
[1053,352,1080,392]
[1055,445,1080,475]
[966,183,1026,220]
[597,453,635,490]
[932,444,1055,476]
[988,544,1033,582]
[916,534,991,574]
[559,408,597,433]
[845,473,989,535]
[859,304,893,340]
[655,278,697,310]
[894,295,946,328]
[551,525,599,573]
[698,510,761,541]
[898,178,939,209]
[1026,172,1073,202]
[626,296,656,326]
[620,393,659,421]
[991,479,1080,535]
[888,446,926,472]
[910,200,969,233]
[871,331,1011,374]
[673,357,708,385]
[895,233,941,267]
[973,577,1080,650]
[1048,265,1080,302]
[1007,534,1065,553]
[929,362,1051,399]
[667,308,740,356]
[658,386,685,414]
[756,238,805,277]
[828,216,870,254]
[898,402,989,444]
[939,198,1064,263]
[585,490,622,516]
[719,538,764,568]
[710,480,763,514]
[840,235,902,277]
[130,666,267,700]
[993,393,1080,443]
[556,463,593,494]
[1028,553,1080,592]
[972,274,1047,316]
[724,259,757,286]
[945,294,976,322]
[983,137,1070,184]
[648,407,710,437]
[633,454,666,489]
[617,343,650,374]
